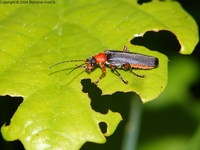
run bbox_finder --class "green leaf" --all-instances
[0,0,198,149]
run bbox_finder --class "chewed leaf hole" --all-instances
[0,95,23,126]
[99,122,107,134]
[81,79,133,114]
[131,30,181,56]
[0,96,24,150]
[1,140,25,150]
[137,0,152,5]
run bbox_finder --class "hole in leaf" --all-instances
[0,95,23,126]
[81,79,133,114]
[81,78,102,99]
[99,122,107,134]
[0,96,24,150]
[0,137,25,150]
[81,80,144,149]
[81,81,141,149]
[131,30,181,56]
[137,0,152,5]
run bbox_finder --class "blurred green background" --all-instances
[0,0,200,150]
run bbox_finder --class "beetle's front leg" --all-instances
[94,64,106,84]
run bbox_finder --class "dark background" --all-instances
[1,0,200,149]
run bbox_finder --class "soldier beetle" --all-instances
[50,46,158,84]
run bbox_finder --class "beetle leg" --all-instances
[66,63,86,76]
[130,70,145,78]
[94,64,106,84]
[123,63,130,69]
[113,69,128,84]
[109,65,128,84]
[123,46,129,52]
[75,64,86,69]
[123,63,145,78]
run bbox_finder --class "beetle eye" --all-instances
[91,59,96,66]
[87,57,96,66]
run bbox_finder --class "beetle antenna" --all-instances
[49,60,85,69]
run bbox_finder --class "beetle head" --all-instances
[86,56,96,72]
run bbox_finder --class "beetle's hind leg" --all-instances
[123,63,145,78]
[130,69,145,78]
